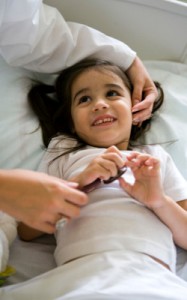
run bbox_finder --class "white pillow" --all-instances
[0,56,44,170]
[0,56,187,181]
[143,61,187,180]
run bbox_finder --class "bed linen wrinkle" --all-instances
[2,251,187,300]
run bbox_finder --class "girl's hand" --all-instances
[71,146,125,189]
[119,152,165,209]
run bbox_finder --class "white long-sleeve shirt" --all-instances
[0,0,136,73]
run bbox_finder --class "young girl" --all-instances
[18,59,187,299]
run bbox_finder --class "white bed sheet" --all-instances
[6,235,56,285]
[2,245,187,300]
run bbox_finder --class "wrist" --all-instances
[151,194,172,212]
[126,56,138,74]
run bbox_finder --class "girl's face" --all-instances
[71,68,132,150]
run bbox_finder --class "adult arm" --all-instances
[0,0,135,72]
[0,0,157,119]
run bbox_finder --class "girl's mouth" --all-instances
[92,116,116,126]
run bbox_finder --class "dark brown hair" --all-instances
[28,59,164,154]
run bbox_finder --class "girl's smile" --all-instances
[71,68,132,150]
[91,114,117,127]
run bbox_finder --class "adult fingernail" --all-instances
[133,118,140,123]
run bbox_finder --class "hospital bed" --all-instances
[0,0,187,298]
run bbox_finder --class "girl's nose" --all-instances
[93,99,109,112]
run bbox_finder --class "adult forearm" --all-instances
[0,170,18,213]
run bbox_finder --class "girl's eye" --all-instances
[107,90,119,97]
[78,96,91,104]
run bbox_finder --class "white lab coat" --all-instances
[0,0,136,73]
[0,212,17,272]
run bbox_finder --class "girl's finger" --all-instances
[104,145,123,157]
[98,159,119,179]
[102,152,124,169]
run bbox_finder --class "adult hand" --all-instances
[0,169,88,233]
[126,56,158,124]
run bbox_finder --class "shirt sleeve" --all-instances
[158,146,187,202]
[0,0,136,73]
[142,145,187,202]
[38,137,72,179]
[38,139,62,178]
[0,212,17,245]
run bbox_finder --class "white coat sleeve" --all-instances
[0,212,17,272]
[0,0,136,73]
